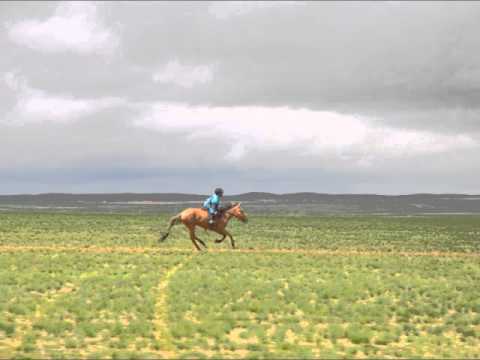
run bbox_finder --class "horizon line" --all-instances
[1,192,479,197]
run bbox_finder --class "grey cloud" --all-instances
[0,108,231,171]
[2,1,480,194]
[0,2,56,22]
[108,2,480,109]
[3,156,480,195]
[5,2,480,113]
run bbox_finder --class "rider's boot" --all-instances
[208,213,215,226]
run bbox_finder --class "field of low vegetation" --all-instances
[0,212,479,358]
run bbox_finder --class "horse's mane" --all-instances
[218,202,236,212]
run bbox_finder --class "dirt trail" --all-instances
[0,244,479,258]
[152,255,193,357]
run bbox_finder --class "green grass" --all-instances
[1,212,480,252]
[0,249,184,358]
[0,212,480,358]
[166,252,480,358]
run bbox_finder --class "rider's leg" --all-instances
[208,208,215,224]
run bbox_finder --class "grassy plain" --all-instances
[0,212,479,358]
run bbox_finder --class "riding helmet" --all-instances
[214,187,224,196]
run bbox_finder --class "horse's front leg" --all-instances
[215,229,235,249]
[214,234,226,243]
[228,231,235,249]
[187,226,202,251]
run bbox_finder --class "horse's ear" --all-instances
[236,202,241,207]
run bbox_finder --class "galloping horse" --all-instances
[159,202,248,251]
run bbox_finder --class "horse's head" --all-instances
[227,202,248,223]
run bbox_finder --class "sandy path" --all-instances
[152,255,193,357]
[0,244,479,258]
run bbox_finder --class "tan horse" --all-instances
[159,202,248,251]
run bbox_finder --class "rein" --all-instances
[224,204,241,221]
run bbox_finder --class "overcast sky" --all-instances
[1,1,480,194]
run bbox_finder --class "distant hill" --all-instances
[1,192,480,214]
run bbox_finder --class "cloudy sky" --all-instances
[1,1,480,194]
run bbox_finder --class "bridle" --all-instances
[225,206,247,222]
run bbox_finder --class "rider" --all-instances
[203,187,224,225]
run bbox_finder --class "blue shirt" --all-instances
[203,194,220,209]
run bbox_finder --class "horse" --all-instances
[159,202,248,251]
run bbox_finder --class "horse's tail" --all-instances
[159,213,182,242]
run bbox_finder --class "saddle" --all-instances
[200,202,233,215]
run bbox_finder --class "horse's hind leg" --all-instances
[188,227,202,251]
[195,235,208,249]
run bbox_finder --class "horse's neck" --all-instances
[223,211,233,223]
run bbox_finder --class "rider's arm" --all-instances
[212,195,220,212]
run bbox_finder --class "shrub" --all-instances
[0,320,15,336]
[346,325,372,345]
[374,332,397,345]
[327,323,345,341]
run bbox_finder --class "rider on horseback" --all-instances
[203,187,224,225]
